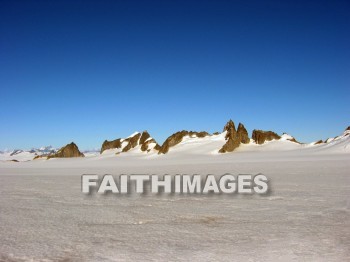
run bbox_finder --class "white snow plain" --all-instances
[0,132,349,261]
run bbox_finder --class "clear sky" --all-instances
[1,0,349,150]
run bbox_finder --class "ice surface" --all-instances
[0,145,349,261]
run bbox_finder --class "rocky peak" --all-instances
[101,131,160,154]
[252,130,281,144]
[314,140,324,145]
[122,132,142,152]
[237,123,250,144]
[158,130,209,154]
[219,120,249,153]
[100,138,122,153]
[139,131,160,152]
[223,119,236,132]
[139,131,151,145]
[47,142,84,159]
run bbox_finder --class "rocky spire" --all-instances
[223,119,236,132]
[237,123,249,144]
[219,120,249,153]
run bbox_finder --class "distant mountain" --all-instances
[0,146,57,162]
[46,142,84,159]
[1,122,349,162]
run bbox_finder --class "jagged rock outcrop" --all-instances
[287,137,299,143]
[122,133,142,152]
[281,133,300,144]
[219,120,249,153]
[237,123,250,144]
[314,140,323,145]
[325,136,339,143]
[33,155,43,160]
[139,131,161,152]
[137,131,158,152]
[100,138,122,153]
[122,131,161,153]
[158,130,209,154]
[141,138,159,152]
[223,119,236,133]
[47,142,84,159]
[219,120,238,153]
[10,150,23,156]
[100,131,160,154]
[139,131,151,145]
[252,130,281,144]
[192,131,209,138]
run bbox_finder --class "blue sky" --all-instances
[1,0,349,150]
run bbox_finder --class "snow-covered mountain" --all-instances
[0,146,57,162]
[101,131,160,156]
[98,122,350,157]
[1,123,349,162]
[305,127,350,153]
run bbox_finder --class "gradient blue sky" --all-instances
[1,0,349,150]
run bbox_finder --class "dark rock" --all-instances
[219,120,238,153]
[10,150,23,156]
[158,130,209,154]
[218,137,240,153]
[122,133,142,152]
[223,119,236,133]
[192,131,208,138]
[288,137,300,143]
[281,133,301,144]
[154,144,161,151]
[33,154,50,160]
[219,120,249,153]
[158,131,188,154]
[100,138,122,153]
[48,142,84,159]
[139,131,160,152]
[139,131,151,145]
[237,123,250,144]
[101,131,160,154]
[314,140,323,145]
[252,130,281,144]
[141,138,159,152]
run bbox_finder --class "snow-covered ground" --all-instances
[0,131,349,261]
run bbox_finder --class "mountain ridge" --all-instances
[1,121,349,162]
